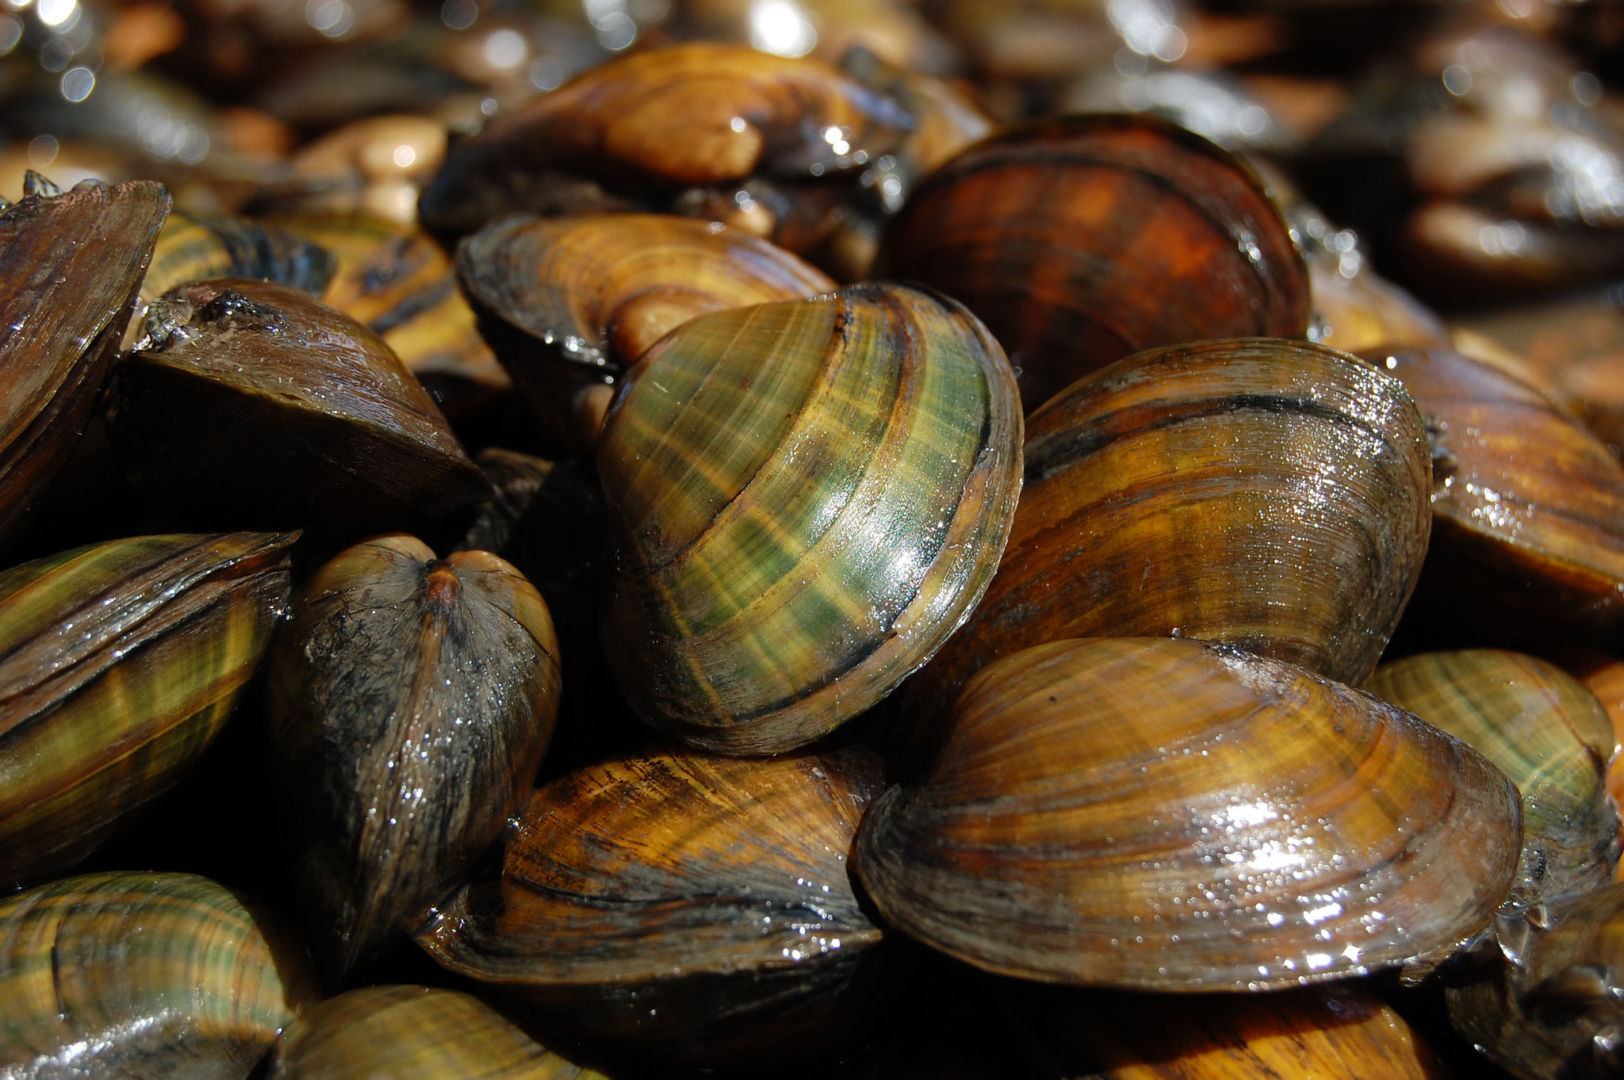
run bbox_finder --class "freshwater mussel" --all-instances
[597,281,1022,754]
[265,533,561,981]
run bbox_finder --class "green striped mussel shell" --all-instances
[0,532,297,886]
[598,282,1023,755]
[1368,649,1621,905]
[0,870,318,1079]
[139,209,335,315]
[266,985,607,1079]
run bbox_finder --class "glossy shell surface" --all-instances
[598,282,1022,754]
[912,338,1430,715]
[874,113,1310,410]
[860,638,1522,990]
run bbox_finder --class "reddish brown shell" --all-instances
[874,113,1310,411]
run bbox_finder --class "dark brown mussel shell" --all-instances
[908,338,1430,724]
[0,177,168,556]
[265,534,560,981]
[457,213,835,455]
[417,747,887,1067]
[264,985,606,1079]
[418,42,914,243]
[0,870,320,1080]
[114,278,490,544]
[873,113,1310,410]
[1446,880,1624,1080]
[1367,650,1620,906]
[1366,344,1624,636]
[597,282,1023,755]
[1006,981,1447,1079]
[859,638,1522,990]
[0,531,296,886]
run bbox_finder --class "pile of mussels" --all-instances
[3,0,1624,1076]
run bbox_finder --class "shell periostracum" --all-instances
[418,746,886,1064]
[1367,649,1620,905]
[265,533,560,980]
[0,531,297,886]
[907,338,1431,724]
[597,282,1022,754]
[874,113,1311,410]
[457,212,836,454]
[859,637,1522,991]
[0,177,168,556]
[0,870,319,1079]
[265,985,605,1079]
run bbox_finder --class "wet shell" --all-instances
[273,212,511,416]
[265,534,560,980]
[418,42,914,240]
[138,208,335,318]
[265,985,605,1079]
[457,213,835,454]
[0,531,296,886]
[597,282,1022,754]
[1367,649,1620,905]
[873,113,1310,411]
[1447,880,1624,1080]
[909,338,1430,720]
[858,638,1522,990]
[1008,982,1447,1079]
[0,177,168,555]
[418,747,887,1064]
[1368,344,1624,633]
[0,870,319,1080]
[116,278,490,542]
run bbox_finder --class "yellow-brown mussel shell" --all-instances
[0,531,296,886]
[457,213,835,455]
[0,870,319,1079]
[265,985,606,1079]
[1368,649,1620,905]
[418,42,914,241]
[597,282,1022,755]
[1369,344,1624,634]
[858,638,1522,991]
[909,338,1430,722]
[418,747,886,1065]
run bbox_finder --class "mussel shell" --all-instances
[418,42,914,240]
[457,213,836,455]
[0,531,297,886]
[265,534,560,980]
[0,178,168,556]
[1367,649,1620,905]
[908,337,1431,722]
[873,112,1310,411]
[859,638,1523,990]
[138,208,335,315]
[1447,880,1624,1080]
[1007,982,1448,1079]
[272,212,511,416]
[0,870,319,1079]
[116,278,490,543]
[1369,344,1624,632]
[418,747,887,1064]
[265,985,605,1079]
[597,282,1023,754]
